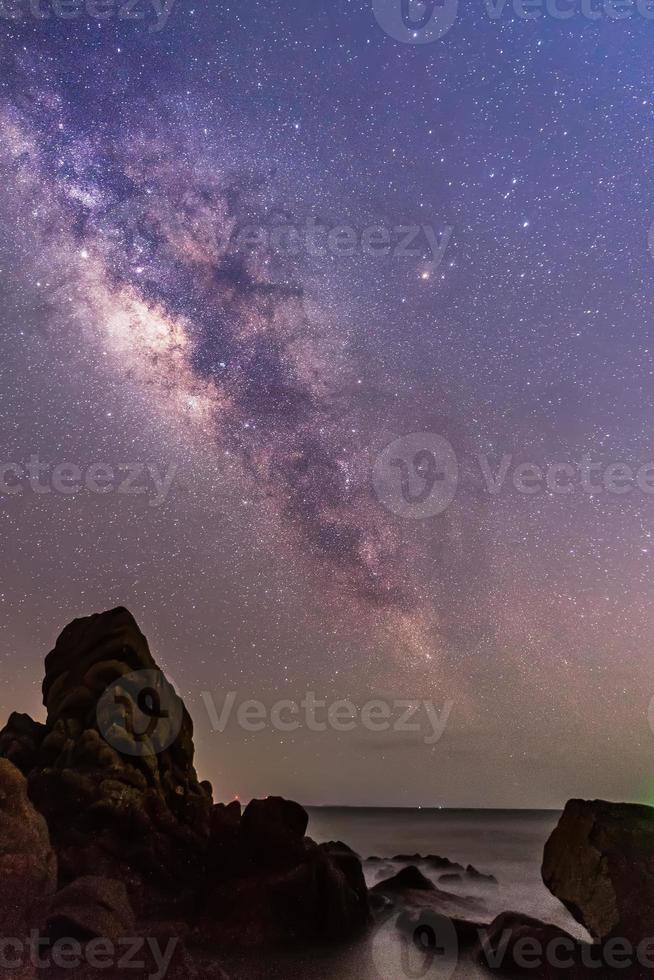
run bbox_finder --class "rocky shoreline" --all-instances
[0,606,650,979]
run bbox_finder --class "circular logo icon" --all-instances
[371,911,459,980]
[372,433,458,518]
[97,669,184,757]
[372,0,459,44]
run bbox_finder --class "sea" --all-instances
[221,807,585,980]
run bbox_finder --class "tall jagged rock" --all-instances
[0,607,211,917]
[0,606,371,949]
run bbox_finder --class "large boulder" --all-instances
[0,758,57,934]
[542,799,654,944]
[0,713,45,775]
[472,911,583,977]
[199,802,370,947]
[240,796,308,865]
[0,607,212,917]
[46,876,136,941]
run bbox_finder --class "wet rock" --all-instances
[473,911,581,977]
[466,864,498,886]
[372,865,436,892]
[397,907,485,952]
[424,854,465,872]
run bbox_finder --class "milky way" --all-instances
[0,88,485,674]
[1,6,654,807]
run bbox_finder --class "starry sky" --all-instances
[0,0,653,809]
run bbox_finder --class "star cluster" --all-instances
[0,1,652,807]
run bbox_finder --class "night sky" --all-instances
[1,0,653,808]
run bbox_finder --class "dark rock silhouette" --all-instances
[472,911,581,977]
[373,865,436,892]
[465,864,498,886]
[0,759,57,935]
[424,854,465,872]
[46,876,136,942]
[0,605,371,960]
[240,795,308,866]
[0,712,45,775]
[5,607,211,917]
[542,798,654,943]
[198,804,370,946]
[397,907,485,951]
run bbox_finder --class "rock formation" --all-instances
[542,798,654,944]
[0,759,57,935]
[0,605,371,958]
[373,865,436,892]
[472,911,582,978]
[5,607,212,917]
[199,800,370,946]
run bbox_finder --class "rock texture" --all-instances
[199,798,370,947]
[1,607,212,917]
[472,911,582,977]
[46,876,136,941]
[0,759,57,934]
[542,798,654,943]
[0,606,371,956]
[373,865,436,892]
[0,713,45,776]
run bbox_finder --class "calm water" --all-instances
[222,807,584,980]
